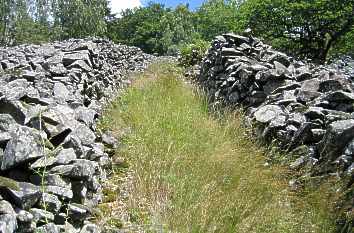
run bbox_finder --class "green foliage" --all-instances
[195,0,244,40]
[179,39,209,67]
[331,28,354,57]
[107,3,198,55]
[238,0,354,63]
[52,0,108,39]
[0,0,109,45]
[1,0,354,64]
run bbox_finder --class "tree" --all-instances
[195,0,243,40]
[0,0,15,45]
[239,0,354,63]
[331,28,354,57]
[107,3,198,55]
[52,0,108,39]
[13,0,52,44]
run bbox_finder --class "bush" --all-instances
[178,39,210,67]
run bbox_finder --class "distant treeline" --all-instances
[1,0,353,63]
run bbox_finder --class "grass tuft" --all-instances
[99,62,337,233]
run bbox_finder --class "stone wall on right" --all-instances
[196,33,354,227]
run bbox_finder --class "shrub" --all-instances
[178,39,210,67]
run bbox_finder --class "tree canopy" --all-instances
[0,0,353,63]
[0,0,109,45]
[239,0,354,62]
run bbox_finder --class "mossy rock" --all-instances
[0,176,20,191]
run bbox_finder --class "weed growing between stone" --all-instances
[99,62,337,233]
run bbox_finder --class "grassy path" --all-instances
[98,62,336,233]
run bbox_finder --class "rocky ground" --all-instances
[196,33,354,228]
[0,38,154,232]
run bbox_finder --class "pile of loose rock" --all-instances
[329,55,354,80]
[0,38,154,232]
[197,33,354,223]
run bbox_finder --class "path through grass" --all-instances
[99,62,336,233]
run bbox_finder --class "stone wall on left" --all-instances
[0,38,154,233]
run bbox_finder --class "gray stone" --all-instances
[254,105,285,124]
[288,123,315,149]
[324,90,354,103]
[30,174,71,189]
[72,123,96,146]
[36,223,60,233]
[67,203,90,221]
[67,60,92,72]
[296,90,321,103]
[301,78,320,92]
[223,33,250,45]
[319,79,347,93]
[304,107,326,120]
[55,148,77,165]
[46,63,68,76]
[75,107,97,127]
[101,132,118,149]
[30,156,57,169]
[30,149,74,170]
[0,214,17,233]
[0,114,18,132]
[346,163,354,175]
[0,99,27,125]
[2,126,44,170]
[49,164,74,176]
[69,160,98,179]
[228,91,240,103]
[15,208,36,233]
[44,185,73,200]
[272,82,301,94]
[88,143,105,159]
[287,112,306,127]
[0,132,11,148]
[221,48,243,57]
[0,200,15,215]
[5,182,41,210]
[97,155,111,168]
[268,52,290,67]
[57,223,77,233]
[311,129,326,142]
[62,52,91,67]
[263,79,287,95]
[273,61,289,76]
[344,138,354,156]
[22,70,39,82]
[62,135,84,158]
[15,209,33,223]
[3,79,29,100]
[29,208,54,223]
[80,223,101,233]
[53,82,70,100]
[38,193,62,213]
[319,119,354,161]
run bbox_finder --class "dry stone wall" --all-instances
[197,33,354,224]
[0,38,154,232]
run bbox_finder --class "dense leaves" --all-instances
[0,0,109,45]
[0,0,353,63]
[107,3,198,55]
[239,0,354,63]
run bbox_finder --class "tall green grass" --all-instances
[99,62,336,233]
